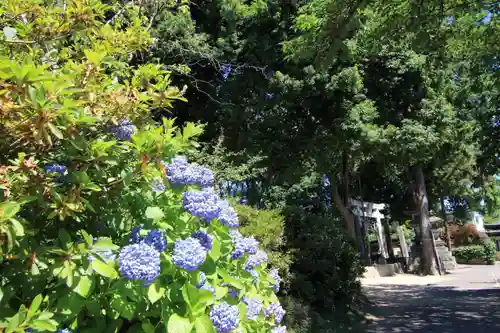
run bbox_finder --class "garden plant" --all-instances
[0,1,285,332]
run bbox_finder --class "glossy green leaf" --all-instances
[91,259,118,279]
[194,315,214,333]
[145,206,164,220]
[147,282,166,304]
[167,313,192,333]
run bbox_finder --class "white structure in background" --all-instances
[470,211,485,232]
[349,198,389,261]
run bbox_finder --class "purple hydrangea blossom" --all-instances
[172,237,207,271]
[109,118,136,140]
[271,326,287,333]
[44,163,67,175]
[220,64,231,80]
[151,178,166,192]
[217,200,239,227]
[192,231,213,251]
[230,231,259,260]
[244,250,268,271]
[129,225,142,244]
[209,302,239,333]
[196,271,207,288]
[164,156,214,188]
[228,287,239,299]
[182,189,221,222]
[248,269,258,284]
[196,272,216,293]
[242,296,263,320]
[118,243,160,283]
[265,302,286,324]
[270,268,281,293]
[57,329,71,333]
[143,230,168,252]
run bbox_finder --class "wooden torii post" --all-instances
[349,198,389,264]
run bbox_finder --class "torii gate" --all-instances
[349,198,389,263]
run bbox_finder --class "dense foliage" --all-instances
[0,0,499,332]
[0,2,285,332]
[453,240,497,265]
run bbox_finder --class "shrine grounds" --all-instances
[360,264,500,333]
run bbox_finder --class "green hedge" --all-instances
[453,240,497,265]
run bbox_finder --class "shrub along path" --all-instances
[360,264,500,333]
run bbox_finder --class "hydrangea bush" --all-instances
[0,1,284,332]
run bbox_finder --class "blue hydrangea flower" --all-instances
[239,198,248,205]
[164,156,214,188]
[182,189,221,222]
[118,243,160,283]
[228,287,239,299]
[57,329,72,333]
[270,268,281,293]
[143,230,168,252]
[217,200,239,227]
[265,302,285,324]
[151,178,166,192]
[196,272,216,293]
[220,64,231,80]
[200,282,216,293]
[190,164,215,188]
[24,329,34,333]
[129,225,142,244]
[244,250,268,270]
[248,269,258,284]
[242,296,263,320]
[192,231,213,251]
[271,326,287,333]
[44,163,67,175]
[196,272,207,288]
[231,231,259,260]
[172,237,207,271]
[109,118,136,140]
[209,302,239,333]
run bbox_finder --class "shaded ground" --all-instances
[361,265,500,333]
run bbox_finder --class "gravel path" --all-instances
[361,265,500,333]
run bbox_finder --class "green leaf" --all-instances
[31,319,58,331]
[209,238,221,260]
[47,123,63,139]
[147,282,165,304]
[167,314,193,333]
[194,315,214,333]
[110,295,135,320]
[6,312,20,333]
[91,259,118,279]
[9,218,24,236]
[58,229,72,249]
[145,206,164,220]
[92,239,119,251]
[27,294,42,320]
[0,202,20,221]
[73,276,92,297]
[141,320,156,333]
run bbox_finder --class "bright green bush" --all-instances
[0,1,284,332]
[453,240,497,265]
[233,202,293,291]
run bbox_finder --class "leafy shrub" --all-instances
[0,1,285,332]
[282,208,365,332]
[453,240,497,265]
[233,202,293,289]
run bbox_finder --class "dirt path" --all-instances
[361,265,500,333]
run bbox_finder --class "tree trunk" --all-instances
[440,196,452,251]
[413,164,437,275]
[331,177,356,239]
